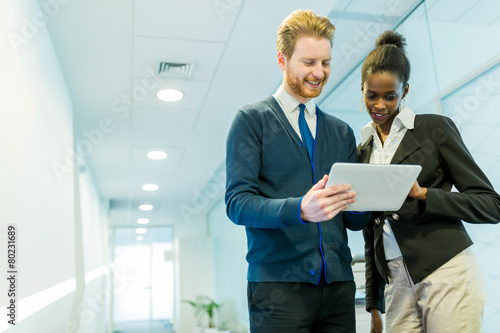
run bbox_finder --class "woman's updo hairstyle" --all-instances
[361,30,411,86]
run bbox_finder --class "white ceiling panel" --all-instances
[129,164,178,195]
[129,148,185,192]
[344,0,402,14]
[460,0,500,25]
[426,0,480,22]
[133,0,241,42]
[110,202,173,226]
[131,146,185,163]
[132,37,225,81]
[130,77,210,109]
[113,226,173,245]
[131,107,198,141]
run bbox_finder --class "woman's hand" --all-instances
[408,180,427,201]
[370,309,383,333]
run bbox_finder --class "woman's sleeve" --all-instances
[417,116,500,224]
[363,221,386,313]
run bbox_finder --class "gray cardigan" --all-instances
[225,96,369,284]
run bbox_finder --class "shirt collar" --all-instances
[275,86,316,116]
[361,106,416,144]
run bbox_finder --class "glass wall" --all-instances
[439,59,500,331]
[320,1,500,331]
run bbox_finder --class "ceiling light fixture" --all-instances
[136,228,147,234]
[142,184,159,191]
[156,88,184,102]
[139,204,154,211]
[147,151,167,160]
[137,218,150,225]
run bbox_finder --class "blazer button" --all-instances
[392,213,399,221]
[375,218,381,225]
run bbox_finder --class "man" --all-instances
[225,9,369,332]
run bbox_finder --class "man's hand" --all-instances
[300,175,356,222]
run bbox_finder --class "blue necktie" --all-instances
[298,104,314,162]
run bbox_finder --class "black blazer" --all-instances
[358,114,500,313]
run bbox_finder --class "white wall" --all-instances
[207,200,249,333]
[174,198,248,333]
[177,235,216,332]
[0,0,109,331]
[77,165,110,333]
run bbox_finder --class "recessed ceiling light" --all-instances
[139,204,154,211]
[147,151,167,160]
[136,236,144,241]
[137,218,150,225]
[156,88,184,102]
[136,228,147,234]
[142,184,159,191]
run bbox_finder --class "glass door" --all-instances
[111,226,174,333]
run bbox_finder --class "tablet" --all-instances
[325,162,422,211]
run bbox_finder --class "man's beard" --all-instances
[286,67,326,99]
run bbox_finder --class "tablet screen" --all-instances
[325,162,422,211]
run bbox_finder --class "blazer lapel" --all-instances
[390,129,420,165]
[357,137,373,163]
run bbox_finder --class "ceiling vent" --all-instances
[157,62,193,78]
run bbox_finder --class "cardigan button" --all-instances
[392,214,400,221]
[309,269,316,275]
[375,218,381,225]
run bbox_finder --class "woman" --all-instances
[358,30,500,333]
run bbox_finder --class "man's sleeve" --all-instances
[225,110,302,229]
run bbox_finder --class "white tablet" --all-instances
[325,162,422,211]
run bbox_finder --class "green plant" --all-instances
[202,296,220,328]
[183,297,205,326]
[183,296,221,328]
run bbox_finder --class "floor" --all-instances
[113,320,174,333]
[111,311,380,332]
[355,303,371,332]
[110,303,380,333]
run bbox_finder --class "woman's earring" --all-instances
[360,97,366,114]
[400,98,406,111]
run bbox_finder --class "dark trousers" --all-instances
[247,279,356,333]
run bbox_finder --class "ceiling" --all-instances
[41,0,424,230]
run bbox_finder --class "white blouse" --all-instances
[361,107,416,260]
